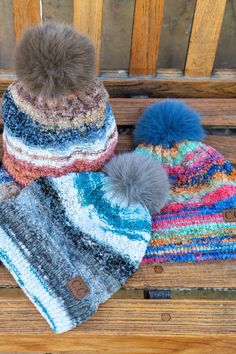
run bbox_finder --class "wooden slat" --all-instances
[127,261,236,289]
[185,0,227,77]
[129,0,164,76]
[0,293,236,336]
[0,335,236,354]
[12,0,41,42]
[206,135,236,163]
[110,98,236,126]
[1,69,236,97]
[103,78,236,98]
[2,261,236,290]
[73,0,103,75]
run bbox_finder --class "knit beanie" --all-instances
[0,152,169,333]
[2,23,118,187]
[134,100,236,263]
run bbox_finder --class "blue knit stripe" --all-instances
[168,160,233,188]
[0,166,15,183]
[144,251,236,263]
[2,90,115,148]
[73,172,151,242]
[153,195,236,222]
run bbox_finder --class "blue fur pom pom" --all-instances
[134,100,206,146]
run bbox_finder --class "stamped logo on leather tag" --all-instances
[223,209,236,222]
[67,276,90,300]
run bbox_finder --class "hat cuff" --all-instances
[0,226,75,333]
[0,187,143,333]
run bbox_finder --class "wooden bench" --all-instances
[1,0,236,352]
[0,97,236,353]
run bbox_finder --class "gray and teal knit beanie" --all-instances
[0,152,169,333]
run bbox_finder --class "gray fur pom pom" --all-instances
[102,152,169,215]
[15,23,95,98]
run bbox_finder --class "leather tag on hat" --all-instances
[223,209,236,222]
[67,275,90,300]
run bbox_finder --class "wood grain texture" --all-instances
[103,78,236,98]
[42,0,73,24]
[110,98,236,126]
[73,0,103,75]
[12,0,41,42]
[126,261,236,289]
[2,77,236,99]
[2,260,236,290]
[0,0,16,68]
[0,293,236,336]
[1,335,236,354]
[129,0,164,75]
[1,69,236,97]
[206,135,236,163]
[157,0,196,70]
[185,0,227,76]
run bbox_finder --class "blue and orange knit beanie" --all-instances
[1,23,118,188]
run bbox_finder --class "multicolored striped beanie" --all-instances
[2,23,118,187]
[0,152,169,333]
[134,100,236,264]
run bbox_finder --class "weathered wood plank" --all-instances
[129,0,164,75]
[42,0,73,24]
[127,261,236,289]
[1,69,236,97]
[12,0,41,42]
[0,0,16,69]
[206,135,236,163]
[103,78,236,98]
[73,0,103,75]
[185,0,227,77]
[2,260,236,290]
[0,294,236,336]
[110,98,236,126]
[1,335,236,354]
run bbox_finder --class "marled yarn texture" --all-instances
[0,166,20,200]
[2,79,118,186]
[136,140,236,263]
[0,171,151,333]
